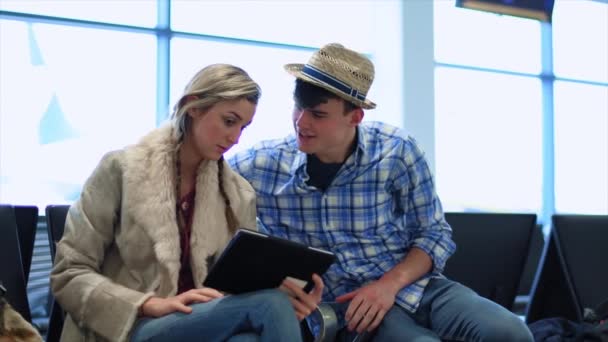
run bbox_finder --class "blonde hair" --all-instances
[171,63,261,142]
[171,64,261,234]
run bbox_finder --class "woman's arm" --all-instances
[50,152,154,341]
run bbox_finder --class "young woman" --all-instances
[50,64,322,342]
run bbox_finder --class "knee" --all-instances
[481,316,533,342]
[253,289,294,316]
[257,289,292,306]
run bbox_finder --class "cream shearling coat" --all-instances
[50,125,257,342]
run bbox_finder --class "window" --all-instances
[0,1,403,208]
[434,67,542,212]
[0,19,156,208]
[171,1,375,52]
[433,2,542,214]
[552,0,608,214]
[0,0,157,27]
[554,81,608,214]
[433,0,608,217]
[434,1,542,74]
[552,0,608,83]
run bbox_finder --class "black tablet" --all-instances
[203,228,336,294]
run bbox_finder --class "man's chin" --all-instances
[296,141,314,154]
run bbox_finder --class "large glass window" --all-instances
[0,19,156,207]
[434,0,608,217]
[552,0,608,83]
[554,81,608,214]
[433,2,543,214]
[171,1,375,52]
[0,0,157,27]
[434,67,543,212]
[434,1,542,74]
[0,1,403,208]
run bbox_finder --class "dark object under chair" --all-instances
[526,214,608,324]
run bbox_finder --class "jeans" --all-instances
[130,289,302,342]
[335,278,533,342]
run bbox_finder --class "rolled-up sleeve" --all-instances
[397,139,456,273]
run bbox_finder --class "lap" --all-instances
[372,278,533,342]
[130,289,297,342]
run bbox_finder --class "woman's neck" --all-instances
[178,137,203,194]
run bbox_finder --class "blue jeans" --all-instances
[130,289,302,342]
[335,278,533,342]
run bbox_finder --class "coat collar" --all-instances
[121,125,232,294]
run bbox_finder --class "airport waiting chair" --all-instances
[526,214,608,324]
[443,212,536,310]
[0,204,32,322]
[14,205,39,284]
[45,204,70,342]
[45,204,70,263]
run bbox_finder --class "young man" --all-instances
[229,43,533,341]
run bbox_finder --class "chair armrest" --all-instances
[314,303,338,342]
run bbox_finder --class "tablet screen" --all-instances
[203,229,335,294]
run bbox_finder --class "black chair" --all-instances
[45,204,70,262]
[512,223,545,315]
[526,214,608,324]
[14,205,39,283]
[45,204,70,342]
[443,212,536,310]
[0,204,32,322]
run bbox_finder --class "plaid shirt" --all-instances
[229,121,455,319]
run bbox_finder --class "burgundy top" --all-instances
[177,189,196,294]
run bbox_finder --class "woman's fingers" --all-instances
[171,300,193,314]
[287,297,311,321]
[196,287,224,298]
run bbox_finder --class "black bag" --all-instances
[528,297,608,342]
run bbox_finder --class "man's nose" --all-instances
[295,110,308,127]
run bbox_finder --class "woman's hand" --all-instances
[140,288,224,318]
[280,274,324,321]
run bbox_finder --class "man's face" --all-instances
[292,97,362,163]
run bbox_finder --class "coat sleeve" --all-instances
[50,151,154,342]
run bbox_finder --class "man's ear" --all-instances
[350,108,364,125]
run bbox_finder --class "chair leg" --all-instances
[45,300,64,342]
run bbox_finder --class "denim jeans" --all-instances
[130,289,302,342]
[334,277,534,342]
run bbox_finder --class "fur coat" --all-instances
[0,295,42,342]
[50,125,257,342]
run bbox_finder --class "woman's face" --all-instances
[188,98,256,160]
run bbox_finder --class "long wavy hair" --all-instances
[171,64,261,233]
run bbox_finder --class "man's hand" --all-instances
[280,274,324,321]
[335,279,398,333]
[140,287,224,318]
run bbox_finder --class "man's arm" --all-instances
[336,248,432,334]
[337,136,455,334]
[378,247,432,295]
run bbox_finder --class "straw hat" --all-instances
[284,43,376,109]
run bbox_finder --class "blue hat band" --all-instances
[301,65,367,102]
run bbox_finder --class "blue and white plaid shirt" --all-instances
[229,121,455,322]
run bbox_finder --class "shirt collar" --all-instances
[290,125,369,177]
